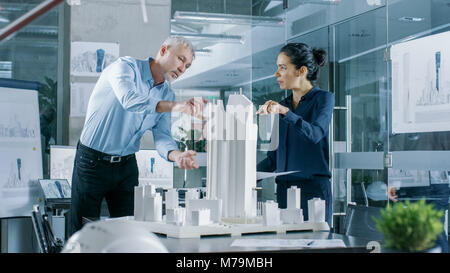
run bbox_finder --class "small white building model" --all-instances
[188,198,223,223]
[191,208,211,226]
[185,188,199,223]
[166,207,186,226]
[206,92,258,221]
[281,186,304,224]
[280,209,303,224]
[165,189,178,210]
[308,198,326,223]
[134,186,145,221]
[287,186,301,210]
[262,200,281,226]
[185,188,199,201]
[144,193,162,222]
[134,184,162,222]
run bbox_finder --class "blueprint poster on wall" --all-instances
[0,86,43,218]
[71,41,119,76]
[50,146,76,185]
[391,30,450,133]
[136,150,173,189]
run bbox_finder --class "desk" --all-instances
[78,217,375,253]
[156,231,374,253]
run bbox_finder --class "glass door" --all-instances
[330,2,390,231]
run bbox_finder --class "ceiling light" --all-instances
[194,48,212,53]
[171,32,243,44]
[366,0,382,6]
[172,11,284,27]
[66,0,81,5]
[398,16,425,22]
[300,0,341,5]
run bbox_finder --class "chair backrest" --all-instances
[343,204,384,242]
[31,205,63,253]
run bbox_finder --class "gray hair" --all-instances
[163,36,195,59]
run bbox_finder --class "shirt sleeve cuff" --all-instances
[282,110,303,126]
[157,143,179,161]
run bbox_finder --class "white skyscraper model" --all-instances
[134,184,162,222]
[262,200,281,226]
[281,186,304,224]
[206,91,258,221]
[308,198,326,223]
[144,193,162,222]
[287,186,301,209]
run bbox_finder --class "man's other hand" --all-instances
[169,150,199,170]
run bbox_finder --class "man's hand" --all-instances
[388,187,398,202]
[168,150,199,170]
[256,100,289,115]
[172,97,208,120]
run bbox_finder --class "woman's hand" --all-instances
[256,100,289,115]
[174,98,208,120]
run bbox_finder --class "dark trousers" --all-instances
[276,177,332,228]
[70,142,138,235]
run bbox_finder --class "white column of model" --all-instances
[206,92,258,221]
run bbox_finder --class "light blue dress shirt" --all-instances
[80,56,178,161]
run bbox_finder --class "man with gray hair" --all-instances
[70,36,205,234]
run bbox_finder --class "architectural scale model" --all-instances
[131,93,328,237]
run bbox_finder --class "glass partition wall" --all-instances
[169,0,255,190]
[386,0,450,239]
[170,0,450,233]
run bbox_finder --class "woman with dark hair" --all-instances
[256,43,335,227]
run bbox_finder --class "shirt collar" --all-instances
[140,57,155,87]
[282,85,320,106]
[302,85,320,101]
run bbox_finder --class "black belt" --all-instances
[77,141,135,163]
[101,154,135,163]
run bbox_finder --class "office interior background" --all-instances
[0,0,449,253]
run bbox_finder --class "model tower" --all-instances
[206,91,258,221]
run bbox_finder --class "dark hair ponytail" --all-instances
[280,43,327,82]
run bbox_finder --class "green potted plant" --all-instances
[373,198,444,253]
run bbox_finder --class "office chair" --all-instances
[31,205,64,253]
[343,203,384,242]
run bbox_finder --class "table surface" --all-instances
[156,231,375,253]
